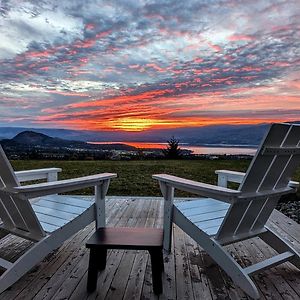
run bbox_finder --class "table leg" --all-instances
[149,249,163,294]
[87,249,99,292]
[98,248,107,270]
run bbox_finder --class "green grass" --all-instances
[11,159,300,197]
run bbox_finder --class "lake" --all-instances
[89,141,257,155]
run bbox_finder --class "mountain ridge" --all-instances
[0,122,299,146]
[1,131,137,151]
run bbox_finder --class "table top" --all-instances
[86,227,163,249]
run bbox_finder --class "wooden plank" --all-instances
[30,198,135,300]
[183,234,213,300]
[251,237,300,299]
[66,199,149,300]
[1,197,300,300]
[103,200,153,300]
[269,210,300,242]
[173,225,194,300]
[123,200,161,300]
[233,239,282,299]
[1,198,116,300]
[142,200,176,300]
[198,245,231,299]
[223,244,254,300]
[66,198,134,300]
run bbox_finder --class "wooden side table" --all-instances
[86,227,164,294]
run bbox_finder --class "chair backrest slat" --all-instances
[0,197,15,229]
[215,123,300,243]
[257,125,300,191]
[0,191,28,230]
[0,146,20,188]
[239,123,291,193]
[234,198,268,235]
[215,201,250,241]
[0,145,45,239]
[251,196,280,232]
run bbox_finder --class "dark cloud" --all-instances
[0,0,299,129]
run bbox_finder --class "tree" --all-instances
[163,136,181,159]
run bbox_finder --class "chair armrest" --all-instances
[15,168,62,182]
[9,173,117,198]
[215,170,245,187]
[215,170,299,189]
[152,174,240,203]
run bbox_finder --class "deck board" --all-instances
[0,197,300,300]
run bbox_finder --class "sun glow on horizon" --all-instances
[107,117,175,132]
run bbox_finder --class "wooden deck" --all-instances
[1,197,300,300]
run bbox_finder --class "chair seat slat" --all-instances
[39,221,60,233]
[33,198,87,214]
[175,198,223,210]
[42,195,93,208]
[195,218,225,231]
[175,199,229,217]
[32,205,79,221]
[35,212,69,227]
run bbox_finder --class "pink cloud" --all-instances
[207,42,222,52]
[228,34,254,42]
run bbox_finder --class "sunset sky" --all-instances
[0,0,300,132]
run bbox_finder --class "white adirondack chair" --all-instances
[0,145,117,293]
[153,123,300,299]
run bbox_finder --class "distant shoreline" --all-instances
[88,141,258,149]
[88,141,257,155]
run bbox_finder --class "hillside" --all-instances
[6,131,135,150]
[1,122,299,146]
[0,123,269,145]
[0,131,137,155]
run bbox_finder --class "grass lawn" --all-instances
[11,159,300,197]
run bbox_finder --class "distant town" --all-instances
[0,131,253,161]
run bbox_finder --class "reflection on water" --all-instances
[89,141,257,155]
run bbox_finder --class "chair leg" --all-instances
[261,227,300,269]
